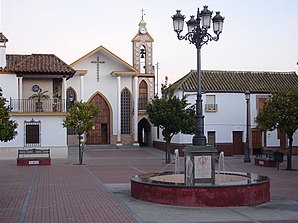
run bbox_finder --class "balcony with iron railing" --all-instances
[9,99,67,113]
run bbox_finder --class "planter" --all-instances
[36,101,43,112]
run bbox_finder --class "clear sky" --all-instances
[1,0,298,85]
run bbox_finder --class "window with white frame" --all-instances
[205,95,217,111]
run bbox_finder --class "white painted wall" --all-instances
[0,115,68,159]
[69,50,137,140]
[0,46,6,68]
[153,90,298,148]
[0,73,18,100]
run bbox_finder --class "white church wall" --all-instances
[66,75,81,99]
[70,48,139,144]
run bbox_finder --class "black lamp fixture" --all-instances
[172,6,224,146]
[0,87,2,98]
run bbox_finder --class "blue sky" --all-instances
[1,0,297,85]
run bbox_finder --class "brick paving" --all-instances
[0,160,139,223]
[1,147,298,223]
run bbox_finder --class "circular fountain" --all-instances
[131,151,270,207]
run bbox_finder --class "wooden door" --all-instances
[101,124,108,144]
[233,131,243,155]
[86,94,110,145]
[252,130,262,149]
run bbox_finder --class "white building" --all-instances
[152,70,298,156]
[0,32,75,158]
[0,17,156,158]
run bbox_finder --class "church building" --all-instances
[67,17,155,147]
[0,17,155,158]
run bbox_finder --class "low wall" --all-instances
[153,141,298,156]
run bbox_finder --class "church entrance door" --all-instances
[138,118,151,147]
[86,94,110,145]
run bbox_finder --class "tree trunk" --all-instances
[286,136,293,170]
[78,134,84,165]
[79,145,83,165]
[165,137,171,164]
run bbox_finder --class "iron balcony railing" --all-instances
[10,99,67,112]
[205,103,218,111]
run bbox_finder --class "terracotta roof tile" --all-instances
[1,54,75,76]
[3,54,30,71]
[171,70,298,93]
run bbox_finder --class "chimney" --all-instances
[0,33,8,69]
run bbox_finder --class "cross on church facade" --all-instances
[91,56,105,82]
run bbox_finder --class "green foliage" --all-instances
[256,89,298,137]
[0,97,18,142]
[62,101,100,135]
[29,89,50,102]
[147,85,195,163]
[256,88,298,170]
[147,86,195,139]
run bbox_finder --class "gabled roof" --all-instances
[171,70,298,93]
[1,54,75,77]
[70,45,138,74]
[131,32,154,42]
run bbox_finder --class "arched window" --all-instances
[66,88,76,111]
[66,88,77,135]
[121,88,131,134]
[140,45,146,73]
[139,80,148,110]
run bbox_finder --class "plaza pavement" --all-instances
[1,146,298,223]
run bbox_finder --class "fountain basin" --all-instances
[131,171,270,207]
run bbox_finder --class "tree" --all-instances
[256,89,298,170]
[62,101,100,165]
[147,86,195,163]
[0,97,18,142]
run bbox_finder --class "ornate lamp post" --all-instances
[172,6,224,146]
[172,6,224,185]
[244,91,251,163]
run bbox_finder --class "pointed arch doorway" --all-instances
[86,93,111,145]
[138,118,151,147]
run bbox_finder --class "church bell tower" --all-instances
[132,14,154,75]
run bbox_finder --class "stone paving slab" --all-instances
[1,146,298,223]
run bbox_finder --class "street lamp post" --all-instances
[172,6,224,146]
[244,91,251,163]
[172,6,224,185]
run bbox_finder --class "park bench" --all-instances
[254,149,283,169]
[17,148,51,166]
